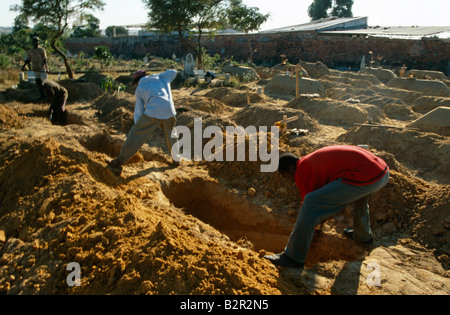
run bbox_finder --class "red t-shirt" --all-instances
[295,145,388,199]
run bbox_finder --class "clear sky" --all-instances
[1,0,449,30]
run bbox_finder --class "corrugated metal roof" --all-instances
[321,26,450,37]
[116,17,450,39]
[260,16,368,33]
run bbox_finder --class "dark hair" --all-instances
[278,152,299,174]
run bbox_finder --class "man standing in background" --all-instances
[22,36,48,100]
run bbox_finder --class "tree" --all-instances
[145,0,227,69]
[192,0,228,69]
[227,0,269,62]
[308,0,332,20]
[12,14,30,33]
[33,23,58,43]
[331,0,354,18]
[145,0,194,53]
[12,0,105,79]
[1,18,32,58]
[0,29,32,58]
[71,13,102,38]
[308,0,353,20]
[94,45,113,68]
[105,26,129,38]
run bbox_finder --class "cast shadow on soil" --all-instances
[87,160,125,187]
[58,146,125,187]
[1,87,42,104]
[125,165,176,182]
[275,231,380,294]
[274,257,367,295]
[330,260,364,295]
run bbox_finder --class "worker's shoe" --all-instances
[343,228,374,245]
[171,158,181,167]
[106,158,123,176]
[263,252,304,269]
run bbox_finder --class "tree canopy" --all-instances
[331,0,354,18]
[145,0,227,69]
[105,26,129,38]
[308,0,353,20]
[12,0,105,78]
[145,0,270,67]
[71,13,102,38]
[227,0,269,34]
[227,0,269,62]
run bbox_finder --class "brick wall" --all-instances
[66,31,450,75]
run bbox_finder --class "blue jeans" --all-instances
[284,171,389,264]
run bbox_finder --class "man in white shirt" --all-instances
[107,69,179,175]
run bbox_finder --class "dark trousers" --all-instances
[49,92,68,125]
[284,171,390,264]
[35,78,46,99]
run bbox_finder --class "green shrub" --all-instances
[0,54,10,70]
[223,75,241,88]
[94,46,113,69]
[101,76,125,93]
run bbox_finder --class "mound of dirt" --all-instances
[115,74,133,86]
[324,82,423,106]
[170,108,240,154]
[386,77,450,97]
[299,61,330,78]
[115,75,137,94]
[232,103,318,131]
[383,102,420,121]
[203,87,234,100]
[2,79,105,105]
[326,70,382,86]
[265,75,326,98]
[92,93,135,132]
[369,85,423,105]
[204,87,264,107]
[361,67,396,84]
[59,80,105,103]
[337,126,450,184]
[177,96,234,115]
[407,106,450,136]
[178,109,237,130]
[259,63,311,79]
[222,65,260,82]
[0,136,310,295]
[0,105,23,129]
[325,86,419,121]
[1,86,40,104]
[411,96,450,114]
[286,96,386,126]
[77,73,109,87]
[405,69,448,81]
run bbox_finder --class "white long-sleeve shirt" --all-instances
[134,69,178,123]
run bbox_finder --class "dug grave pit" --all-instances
[159,172,366,268]
[160,175,292,252]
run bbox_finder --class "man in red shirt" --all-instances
[264,145,389,269]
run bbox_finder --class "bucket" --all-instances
[27,71,36,83]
